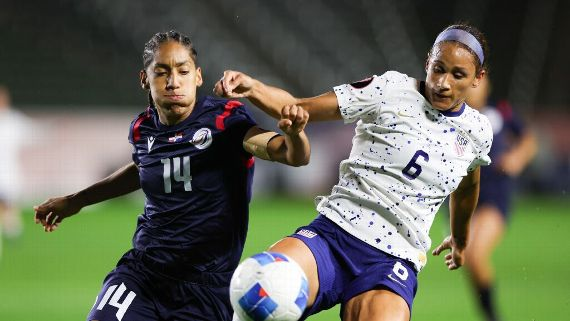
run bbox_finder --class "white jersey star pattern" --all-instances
[316,71,493,271]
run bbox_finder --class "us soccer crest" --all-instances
[454,132,469,156]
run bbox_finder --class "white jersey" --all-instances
[316,71,493,271]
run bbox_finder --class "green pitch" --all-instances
[0,196,568,320]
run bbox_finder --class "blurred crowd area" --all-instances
[1,0,569,202]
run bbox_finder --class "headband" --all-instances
[434,29,484,65]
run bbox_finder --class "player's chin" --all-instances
[164,102,192,112]
[430,99,454,111]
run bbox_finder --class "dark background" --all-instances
[1,0,568,111]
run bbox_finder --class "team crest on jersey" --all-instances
[454,133,469,156]
[190,128,213,149]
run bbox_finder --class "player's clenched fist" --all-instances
[213,70,255,98]
[279,105,309,136]
[33,195,82,232]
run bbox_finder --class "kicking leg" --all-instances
[268,237,319,308]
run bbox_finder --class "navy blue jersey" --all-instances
[478,101,526,215]
[128,96,256,279]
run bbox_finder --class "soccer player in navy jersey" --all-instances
[33,30,310,321]
[464,76,536,321]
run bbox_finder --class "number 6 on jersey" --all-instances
[402,150,429,180]
[161,156,192,193]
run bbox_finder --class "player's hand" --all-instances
[33,195,83,232]
[213,70,255,98]
[432,235,465,270]
[497,151,524,177]
[278,105,309,136]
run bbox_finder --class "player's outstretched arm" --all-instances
[34,162,140,232]
[214,70,342,122]
[243,105,310,167]
[499,129,537,176]
[432,167,481,270]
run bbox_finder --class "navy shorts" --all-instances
[290,215,418,320]
[87,249,234,321]
[478,177,514,221]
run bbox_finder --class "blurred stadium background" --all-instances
[0,0,568,320]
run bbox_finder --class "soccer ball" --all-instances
[230,252,309,321]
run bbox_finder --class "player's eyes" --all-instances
[179,70,190,75]
[453,73,465,79]
[154,71,167,76]
[433,66,444,73]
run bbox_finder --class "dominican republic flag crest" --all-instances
[168,132,183,143]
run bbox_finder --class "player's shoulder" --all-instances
[200,95,245,112]
[347,70,414,88]
[380,70,416,86]
[200,96,256,131]
[129,107,156,143]
[130,107,154,127]
[463,104,493,144]
[380,70,412,81]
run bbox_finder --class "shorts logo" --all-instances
[388,274,407,288]
[388,261,409,288]
[297,229,317,238]
[190,128,213,150]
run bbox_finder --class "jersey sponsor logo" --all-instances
[397,110,415,118]
[190,128,213,150]
[147,136,155,152]
[350,76,374,89]
[296,229,317,238]
[168,132,183,143]
[454,133,469,156]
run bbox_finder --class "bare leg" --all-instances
[268,237,319,308]
[465,205,505,321]
[343,288,410,321]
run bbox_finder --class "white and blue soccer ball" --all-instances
[230,252,309,321]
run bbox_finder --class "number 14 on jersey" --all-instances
[161,156,192,193]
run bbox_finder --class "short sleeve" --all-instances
[333,71,407,123]
[467,115,493,171]
[218,102,257,153]
[128,110,151,165]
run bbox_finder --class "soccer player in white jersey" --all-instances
[216,23,493,320]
